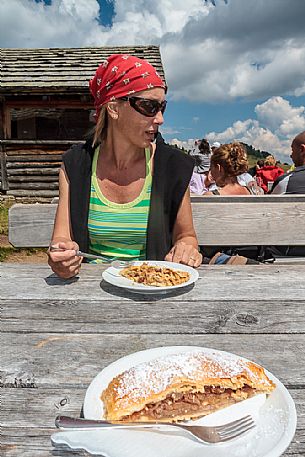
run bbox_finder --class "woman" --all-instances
[255,155,284,193]
[48,54,202,278]
[204,142,258,196]
[202,142,261,264]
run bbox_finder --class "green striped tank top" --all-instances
[88,146,152,262]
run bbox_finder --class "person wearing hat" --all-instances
[211,141,221,151]
[48,54,202,278]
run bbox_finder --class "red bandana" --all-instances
[89,54,166,120]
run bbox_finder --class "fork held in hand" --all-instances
[55,415,255,444]
[49,246,134,267]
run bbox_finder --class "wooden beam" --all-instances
[3,105,11,139]
[5,100,93,109]
[0,143,9,191]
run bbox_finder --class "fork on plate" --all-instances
[55,414,255,445]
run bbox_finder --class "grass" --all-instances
[0,202,10,235]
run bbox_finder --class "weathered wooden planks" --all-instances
[8,196,305,248]
[1,46,166,91]
[1,332,305,388]
[2,264,305,301]
[8,203,56,247]
[191,199,305,245]
[1,262,304,456]
[2,299,305,334]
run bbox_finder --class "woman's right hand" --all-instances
[47,241,83,279]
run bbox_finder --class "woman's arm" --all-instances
[47,166,82,278]
[165,188,202,267]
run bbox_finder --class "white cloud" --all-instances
[1,0,305,161]
[0,0,101,47]
[1,0,305,103]
[160,126,181,135]
[169,138,196,151]
[206,97,305,160]
[255,96,305,136]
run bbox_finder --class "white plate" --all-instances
[102,261,199,294]
[52,346,297,457]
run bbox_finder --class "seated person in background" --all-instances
[211,141,221,152]
[204,142,258,196]
[190,152,217,195]
[271,130,305,194]
[248,159,265,177]
[47,54,202,278]
[256,155,284,193]
[267,130,305,257]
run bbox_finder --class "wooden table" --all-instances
[1,263,304,456]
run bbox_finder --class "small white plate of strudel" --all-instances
[102,261,199,294]
[52,346,297,457]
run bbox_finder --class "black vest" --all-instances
[63,139,194,260]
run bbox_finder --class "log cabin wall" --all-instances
[2,140,83,198]
[0,46,166,199]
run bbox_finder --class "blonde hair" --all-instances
[92,105,108,147]
[264,155,276,166]
[211,142,248,177]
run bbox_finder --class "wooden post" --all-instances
[3,105,11,139]
[0,143,9,191]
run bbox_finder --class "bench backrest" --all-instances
[8,195,305,248]
[191,195,305,245]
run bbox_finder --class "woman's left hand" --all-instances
[165,242,202,268]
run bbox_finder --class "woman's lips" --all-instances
[146,131,156,140]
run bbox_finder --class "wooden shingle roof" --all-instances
[0,46,166,94]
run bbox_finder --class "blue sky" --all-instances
[2,0,305,161]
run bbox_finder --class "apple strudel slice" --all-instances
[101,351,275,422]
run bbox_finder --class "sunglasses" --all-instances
[120,96,167,117]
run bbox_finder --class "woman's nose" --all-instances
[154,110,164,125]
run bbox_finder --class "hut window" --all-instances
[11,108,92,140]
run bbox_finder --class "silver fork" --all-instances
[49,246,134,267]
[55,415,255,445]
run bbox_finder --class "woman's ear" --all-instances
[107,101,119,120]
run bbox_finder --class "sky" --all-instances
[1,0,305,162]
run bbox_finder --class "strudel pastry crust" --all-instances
[101,351,275,422]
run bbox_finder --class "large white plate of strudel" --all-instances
[102,261,199,293]
[52,346,297,457]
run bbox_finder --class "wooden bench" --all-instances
[8,195,305,262]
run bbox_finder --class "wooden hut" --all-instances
[0,46,166,198]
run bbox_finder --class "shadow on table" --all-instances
[44,273,80,286]
[99,280,195,301]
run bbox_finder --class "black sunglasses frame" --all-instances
[120,96,167,117]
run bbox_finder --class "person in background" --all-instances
[256,155,284,193]
[190,156,217,194]
[271,130,305,194]
[190,138,211,172]
[211,141,221,152]
[248,159,265,177]
[204,142,258,196]
[47,54,202,278]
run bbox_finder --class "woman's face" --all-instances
[115,87,166,148]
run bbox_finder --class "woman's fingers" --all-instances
[47,240,82,278]
[165,242,202,267]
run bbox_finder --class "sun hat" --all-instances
[211,141,221,148]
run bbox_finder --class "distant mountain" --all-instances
[241,142,269,160]
[167,139,290,168]
[241,142,290,169]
